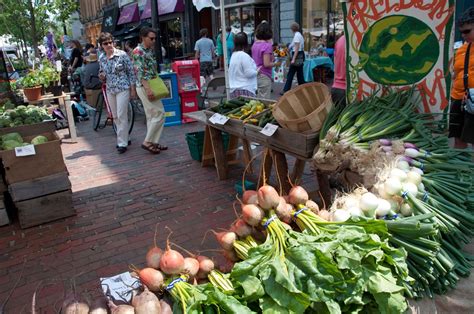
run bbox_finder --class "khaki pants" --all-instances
[257,73,272,99]
[106,89,130,147]
[137,86,165,144]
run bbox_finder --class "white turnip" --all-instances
[108,300,135,314]
[288,186,309,205]
[242,190,259,205]
[183,257,200,278]
[132,286,161,314]
[257,185,280,210]
[242,204,264,226]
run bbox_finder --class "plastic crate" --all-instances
[185,131,230,162]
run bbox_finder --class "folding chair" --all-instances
[199,77,227,109]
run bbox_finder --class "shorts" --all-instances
[200,61,214,77]
[448,99,474,144]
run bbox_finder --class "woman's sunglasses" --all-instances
[460,29,472,35]
[102,41,113,46]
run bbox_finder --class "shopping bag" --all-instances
[148,76,170,99]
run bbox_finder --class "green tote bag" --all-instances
[148,76,170,99]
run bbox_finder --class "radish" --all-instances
[159,231,185,275]
[242,190,259,205]
[231,219,253,237]
[107,300,134,314]
[196,256,215,279]
[305,200,319,213]
[288,185,309,205]
[160,299,173,314]
[257,185,280,210]
[132,286,161,314]
[242,204,264,226]
[61,293,89,314]
[209,230,236,251]
[275,197,292,223]
[183,257,200,278]
[131,267,164,292]
[146,223,163,269]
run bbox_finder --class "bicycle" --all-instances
[93,86,135,134]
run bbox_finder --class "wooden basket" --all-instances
[272,82,333,133]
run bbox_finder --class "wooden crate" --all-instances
[8,172,71,202]
[244,124,319,159]
[0,131,67,184]
[17,190,74,229]
[0,120,56,137]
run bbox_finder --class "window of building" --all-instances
[301,0,343,50]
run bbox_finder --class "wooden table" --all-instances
[24,92,77,142]
[183,111,331,204]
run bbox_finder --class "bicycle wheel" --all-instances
[131,98,145,115]
[93,94,106,131]
[113,101,135,135]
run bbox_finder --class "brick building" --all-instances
[78,0,115,45]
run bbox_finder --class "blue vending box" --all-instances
[159,72,181,126]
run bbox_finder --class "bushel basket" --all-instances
[272,82,333,133]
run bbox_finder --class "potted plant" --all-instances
[40,63,62,96]
[19,70,43,101]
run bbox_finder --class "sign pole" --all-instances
[220,1,230,100]
[151,0,163,65]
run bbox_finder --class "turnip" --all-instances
[305,200,319,213]
[332,209,350,222]
[61,293,89,314]
[347,206,362,217]
[275,197,292,223]
[402,182,418,196]
[208,230,236,251]
[400,203,413,216]
[359,192,379,217]
[376,199,391,217]
[130,267,164,292]
[241,204,264,226]
[390,168,407,182]
[288,185,309,205]
[89,297,108,314]
[107,300,134,314]
[196,256,215,279]
[183,257,200,278]
[257,185,280,210]
[146,224,163,269]
[242,190,259,205]
[160,299,173,314]
[132,286,161,314]
[318,209,331,221]
[384,177,402,195]
[231,219,253,238]
[159,230,185,275]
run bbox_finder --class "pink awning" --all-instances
[140,0,185,20]
[117,3,140,25]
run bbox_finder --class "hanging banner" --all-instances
[343,0,455,113]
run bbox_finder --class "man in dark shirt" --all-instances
[82,52,102,107]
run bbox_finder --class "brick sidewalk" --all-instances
[0,111,316,313]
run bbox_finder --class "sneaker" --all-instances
[116,140,131,148]
[117,146,127,154]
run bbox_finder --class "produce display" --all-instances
[0,132,48,150]
[0,104,52,128]
[210,98,277,126]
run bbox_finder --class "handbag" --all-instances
[148,76,170,99]
[463,43,474,114]
[292,51,305,67]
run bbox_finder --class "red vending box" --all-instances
[171,60,201,123]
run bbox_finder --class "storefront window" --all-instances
[229,8,241,34]
[242,7,255,43]
[302,0,342,51]
[160,17,183,60]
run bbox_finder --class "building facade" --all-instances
[79,0,115,45]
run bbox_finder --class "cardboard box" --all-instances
[17,189,74,229]
[0,131,67,184]
[8,171,71,202]
[0,120,56,137]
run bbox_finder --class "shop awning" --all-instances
[117,3,140,25]
[140,0,185,20]
[101,6,119,33]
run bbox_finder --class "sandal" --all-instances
[155,143,168,150]
[141,143,160,154]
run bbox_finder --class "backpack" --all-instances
[52,108,68,130]
[71,100,89,121]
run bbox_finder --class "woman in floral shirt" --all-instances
[132,27,167,154]
[98,32,137,154]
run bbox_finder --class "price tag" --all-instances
[260,123,279,136]
[15,144,36,157]
[209,113,229,125]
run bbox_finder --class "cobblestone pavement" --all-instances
[0,107,316,313]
